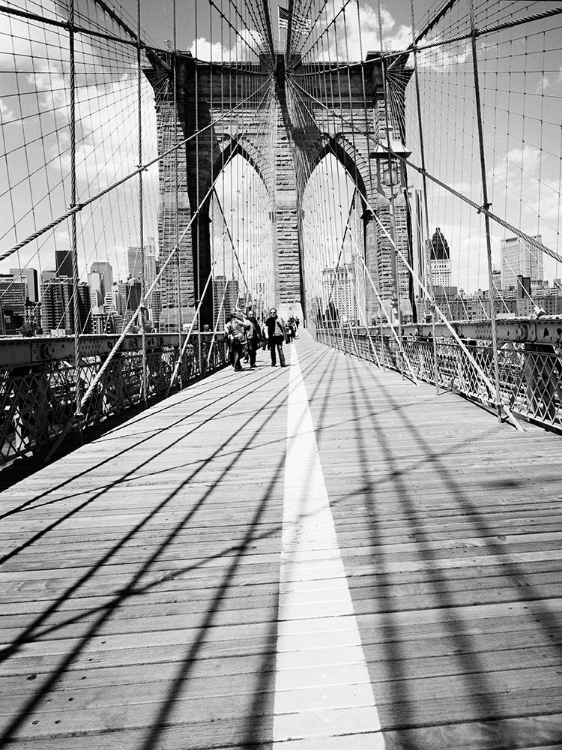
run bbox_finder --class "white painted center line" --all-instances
[272,343,385,749]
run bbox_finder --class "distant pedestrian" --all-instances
[245,307,263,368]
[295,316,300,333]
[264,308,286,367]
[287,316,297,341]
[225,308,251,372]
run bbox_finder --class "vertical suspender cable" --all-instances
[355,0,376,336]
[409,0,439,393]
[195,0,202,368]
[376,0,402,362]
[137,0,147,405]
[332,0,347,355]
[69,0,82,419]
[469,0,502,423]
[173,0,183,383]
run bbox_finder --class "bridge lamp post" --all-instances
[370,127,411,330]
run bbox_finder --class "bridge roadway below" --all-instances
[1,331,562,750]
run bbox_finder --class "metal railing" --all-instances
[315,327,562,432]
[0,333,228,463]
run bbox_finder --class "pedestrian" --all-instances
[245,307,263,369]
[225,308,251,372]
[287,316,297,340]
[264,307,286,367]
[295,316,300,334]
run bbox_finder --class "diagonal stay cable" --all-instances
[286,75,562,268]
[0,78,273,264]
[78,76,273,412]
[286,74,521,427]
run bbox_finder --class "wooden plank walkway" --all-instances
[1,330,562,749]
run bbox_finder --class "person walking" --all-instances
[245,307,263,368]
[287,316,297,341]
[264,307,286,367]
[225,308,251,371]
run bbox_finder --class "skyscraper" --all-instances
[55,250,73,278]
[225,278,239,319]
[212,275,227,329]
[430,227,451,287]
[41,278,91,334]
[10,267,39,302]
[90,262,113,301]
[127,245,142,281]
[501,235,543,291]
[0,275,26,317]
[322,264,357,323]
[128,238,157,283]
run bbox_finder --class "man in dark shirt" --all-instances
[263,308,286,367]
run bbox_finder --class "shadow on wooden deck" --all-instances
[0,332,561,749]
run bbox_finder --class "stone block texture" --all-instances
[143,50,413,326]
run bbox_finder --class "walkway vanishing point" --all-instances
[1,332,562,750]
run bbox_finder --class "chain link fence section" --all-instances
[0,333,228,464]
[315,328,562,432]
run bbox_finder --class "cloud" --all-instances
[55,229,70,245]
[0,98,13,120]
[0,0,159,278]
[190,3,412,64]
[191,29,264,62]
[535,76,550,95]
[490,145,541,182]
[416,39,472,71]
[313,1,411,62]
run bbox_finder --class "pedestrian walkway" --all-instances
[1,331,562,749]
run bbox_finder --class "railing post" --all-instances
[431,306,440,394]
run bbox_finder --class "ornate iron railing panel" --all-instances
[0,334,227,463]
[315,328,562,432]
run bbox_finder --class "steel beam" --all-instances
[0,333,220,368]
[370,317,562,345]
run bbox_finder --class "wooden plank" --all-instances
[300,335,562,746]
[1,332,562,749]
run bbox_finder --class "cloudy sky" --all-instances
[1,0,560,296]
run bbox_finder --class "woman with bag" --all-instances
[224,308,251,371]
[245,307,263,368]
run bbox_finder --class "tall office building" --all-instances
[41,278,91,334]
[212,276,240,328]
[41,270,57,285]
[430,227,451,287]
[127,245,142,281]
[104,282,126,316]
[88,272,104,312]
[10,267,39,302]
[145,243,157,288]
[128,238,156,283]
[55,250,73,278]
[322,264,357,323]
[125,278,142,311]
[212,275,227,329]
[90,262,113,304]
[225,278,239,319]
[0,275,27,334]
[0,278,26,334]
[501,235,543,291]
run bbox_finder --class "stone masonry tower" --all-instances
[143,50,413,328]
